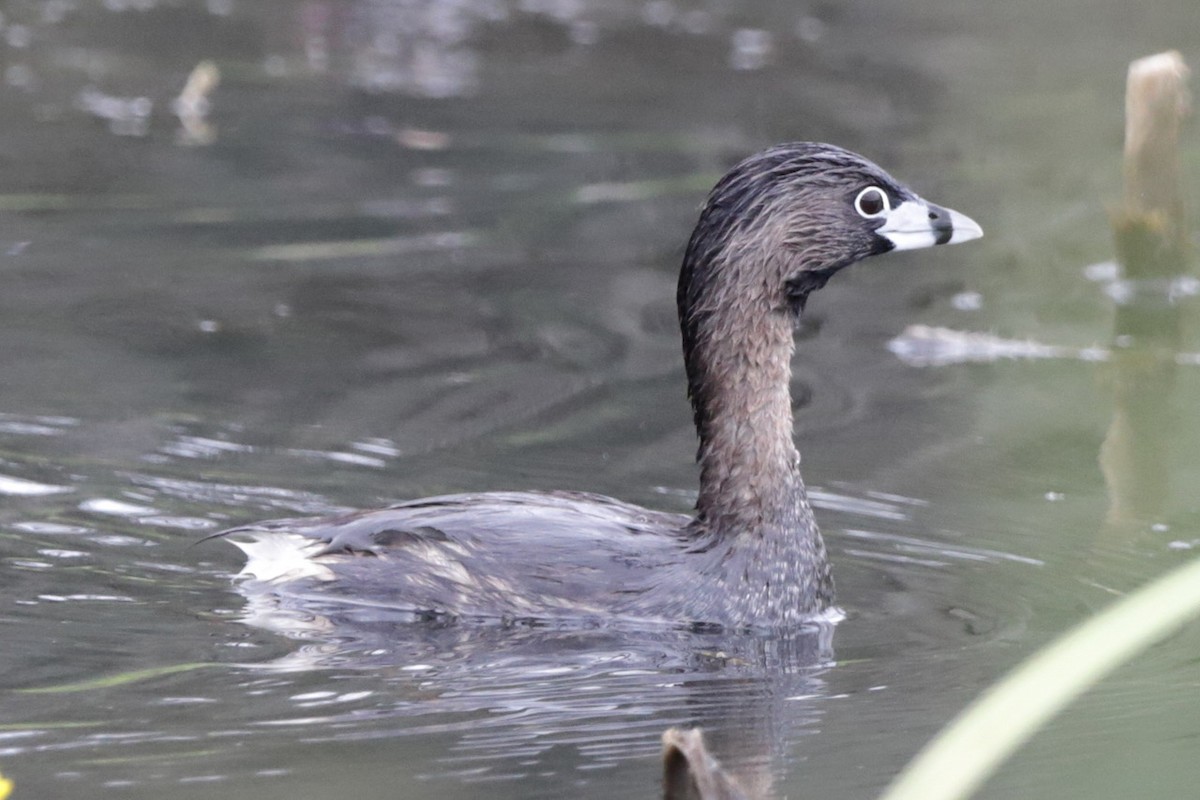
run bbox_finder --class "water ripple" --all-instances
[0,474,72,496]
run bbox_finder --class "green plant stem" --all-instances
[879,555,1200,800]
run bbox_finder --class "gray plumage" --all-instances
[214,142,982,630]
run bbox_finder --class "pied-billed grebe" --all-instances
[213,143,982,629]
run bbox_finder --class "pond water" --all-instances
[1,1,1199,798]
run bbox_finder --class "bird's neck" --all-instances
[673,219,838,624]
[681,293,836,625]
[685,290,809,533]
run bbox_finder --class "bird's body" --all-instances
[216,143,982,630]
[220,488,826,629]
[225,491,689,621]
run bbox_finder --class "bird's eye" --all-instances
[854,186,890,218]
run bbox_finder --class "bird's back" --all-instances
[220,490,693,622]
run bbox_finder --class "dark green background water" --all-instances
[1,1,1198,797]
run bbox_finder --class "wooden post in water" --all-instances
[1122,51,1190,237]
[662,727,751,800]
[1100,51,1191,527]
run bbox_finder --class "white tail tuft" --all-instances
[226,532,336,583]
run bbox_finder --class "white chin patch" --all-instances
[877,200,983,251]
[878,200,939,250]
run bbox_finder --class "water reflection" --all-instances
[231,599,834,794]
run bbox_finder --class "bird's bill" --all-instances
[878,199,983,251]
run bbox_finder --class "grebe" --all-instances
[213,142,982,629]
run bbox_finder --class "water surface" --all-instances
[1,1,1199,798]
